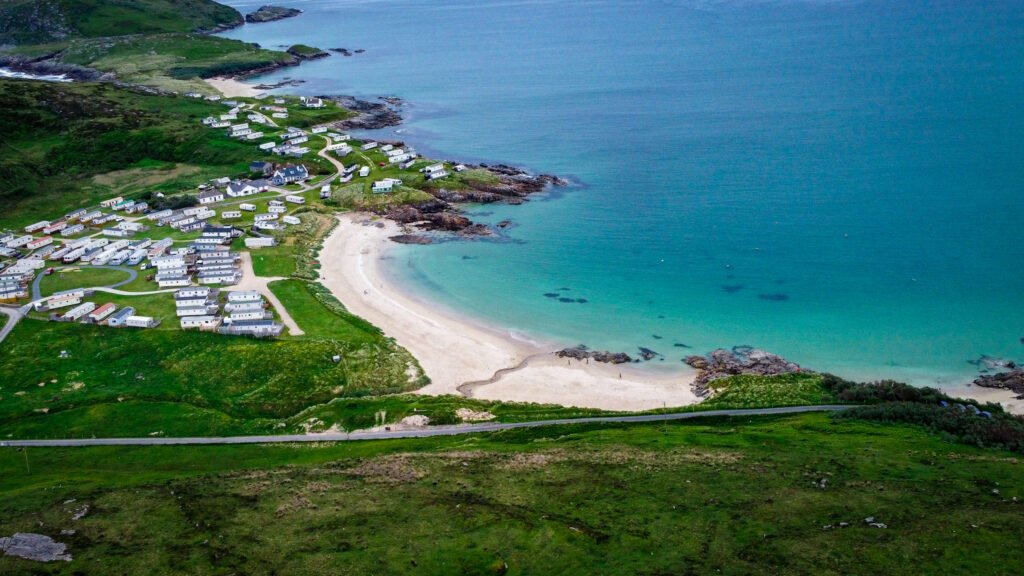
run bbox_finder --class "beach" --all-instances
[204,76,261,98]
[318,214,702,411]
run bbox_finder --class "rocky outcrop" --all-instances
[245,5,302,24]
[556,347,633,364]
[685,346,803,396]
[0,533,71,562]
[0,55,107,82]
[286,44,330,61]
[325,96,402,130]
[973,369,1024,398]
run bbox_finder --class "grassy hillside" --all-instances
[0,0,242,45]
[0,79,254,227]
[1,413,1022,574]
[54,32,297,93]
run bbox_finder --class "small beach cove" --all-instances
[318,214,701,411]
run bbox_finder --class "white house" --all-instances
[125,315,158,328]
[88,303,117,322]
[63,302,97,321]
[372,180,394,194]
[198,190,225,204]
[239,203,257,212]
[245,237,277,249]
[284,194,305,205]
[180,315,222,331]
[227,290,262,303]
[158,275,192,288]
[221,211,242,219]
[424,163,449,180]
[282,215,301,226]
[360,141,378,151]
[177,286,212,298]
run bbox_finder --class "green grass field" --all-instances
[0,80,255,228]
[1,413,1022,575]
[36,268,132,297]
[0,0,242,45]
[56,33,296,94]
[0,310,420,438]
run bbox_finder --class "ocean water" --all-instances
[220,0,1024,386]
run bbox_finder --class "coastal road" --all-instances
[0,405,852,447]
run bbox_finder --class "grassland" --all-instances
[2,413,1023,575]
[54,33,296,93]
[0,79,256,228]
[0,0,242,45]
[0,315,420,439]
[36,268,132,297]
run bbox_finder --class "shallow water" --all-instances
[220,0,1024,386]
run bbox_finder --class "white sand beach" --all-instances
[318,214,701,411]
[204,77,262,98]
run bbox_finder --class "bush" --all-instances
[835,402,1024,453]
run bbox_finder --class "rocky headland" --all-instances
[245,5,303,24]
[685,347,803,396]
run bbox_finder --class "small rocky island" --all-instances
[245,5,302,23]
[286,44,330,61]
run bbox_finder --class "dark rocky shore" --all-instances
[382,166,568,238]
[0,55,107,82]
[685,347,803,396]
[245,5,302,24]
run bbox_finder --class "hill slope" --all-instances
[0,0,242,45]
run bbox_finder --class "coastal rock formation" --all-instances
[973,369,1024,398]
[390,234,433,245]
[286,44,330,61]
[556,347,633,364]
[0,533,72,562]
[325,96,402,130]
[685,346,803,396]
[245,5,302,24]
[0,55,107,82]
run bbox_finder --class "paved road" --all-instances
[0,306,22,345]
[0,405,851,447]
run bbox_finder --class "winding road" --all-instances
[30,265,139,301]
[0,306,22,345]
[0,405,851,447]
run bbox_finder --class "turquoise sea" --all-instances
[220,0,1024,386]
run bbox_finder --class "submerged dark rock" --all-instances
[721,284,744,293]
[543,293,559,298]
[758,293,789,302]
[389,234,432,245]
[638,347,661,361]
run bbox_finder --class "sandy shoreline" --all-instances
[318,214,701,411]
[204,77,262,98]
[316,214,1024,415]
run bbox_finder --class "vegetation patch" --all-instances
[1,414,1023,574]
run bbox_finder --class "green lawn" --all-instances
[37,268,133,297]
[703,372,838,409]
[268,279,380,342]
[1,413,1023,575]
[0,317,419,439]
[0,0,241,45]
